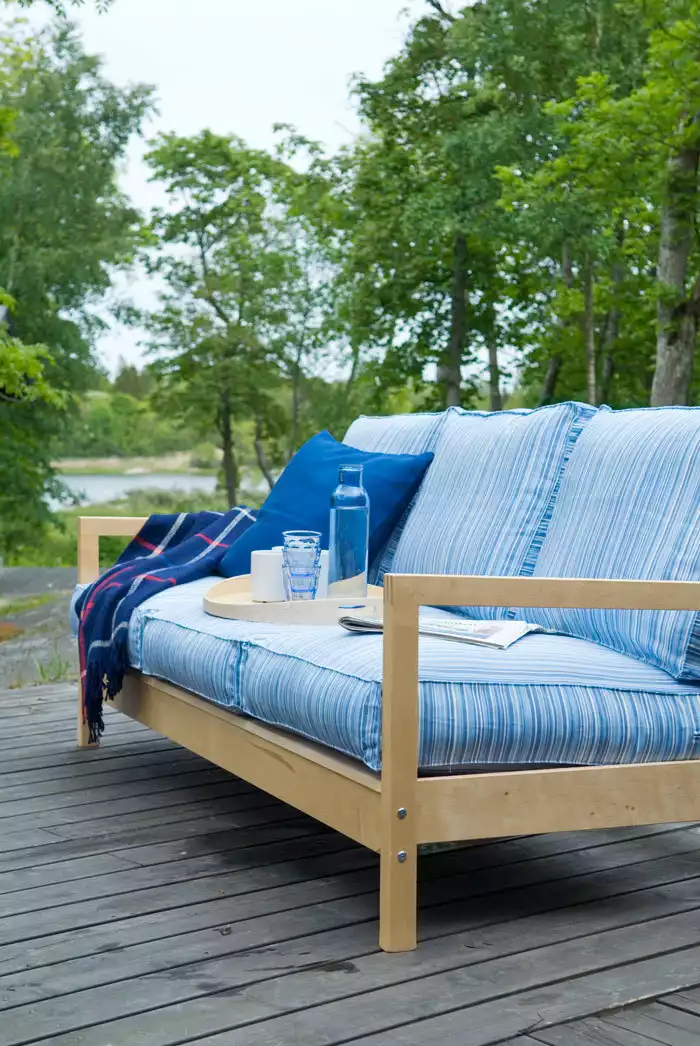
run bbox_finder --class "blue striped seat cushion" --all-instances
[125,579,700,772]
[518,407,700,680]
[390,402,596,617]
[344,410,449,581]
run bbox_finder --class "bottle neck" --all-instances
[338,465,363,487]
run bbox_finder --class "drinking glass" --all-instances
[282,531,322,601]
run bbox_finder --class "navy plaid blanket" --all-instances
[75,506,257,743]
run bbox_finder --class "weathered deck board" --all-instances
[533,1001,700,1044]
[0,683,699,1046]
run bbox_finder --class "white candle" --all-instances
[251,549,285,602]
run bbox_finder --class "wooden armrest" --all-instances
[382,574,700,613]
[379,572,700,827]
[77,516,148,584]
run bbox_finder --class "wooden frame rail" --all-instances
[77,516,148,584]
[77,518,700,953]
[76,517,147,744]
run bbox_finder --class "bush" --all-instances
[189,442,219,470]
[56,390,196,458]
[7,485,265,567]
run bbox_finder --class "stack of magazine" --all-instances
[338,613,544,650]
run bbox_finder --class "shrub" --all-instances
[189,442,219,470]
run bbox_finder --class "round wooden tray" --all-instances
[204,575,384,625]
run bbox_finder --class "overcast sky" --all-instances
[23,0,435,373]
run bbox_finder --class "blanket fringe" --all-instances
[84,662,125,744]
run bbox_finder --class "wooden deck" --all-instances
[2,684,700,1046]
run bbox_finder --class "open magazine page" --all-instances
[338,613,545,649]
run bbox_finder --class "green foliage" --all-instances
[496,0,700,405]
[57,390,194,458]
[0,592,57,616]
[189,442,219,470]
[111,357,154,399]
[0,393,65,559]
[0,20,152,559]
[326,0,651,409]
[0,313,62,408]
[0,24,152,350]
[142,129,342,505]
[0,24,27,157]
[0,295,68,561]
[35,643,74,684]
[15,0,114,11]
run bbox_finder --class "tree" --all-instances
[641,2,700,405]
[497,0,700,406]
[0,21,152,560]
[497,73,655,406]
[334,12,495,409]
[0,314,66,558]
[112,357,153,399]
[0,25,152,351]
[144,131,318,506]
[331,0,648,410]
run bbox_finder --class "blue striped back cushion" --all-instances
[343,410,447,455]
[520,407,700,679]
[390,402,597,618]
[344,410,448,580]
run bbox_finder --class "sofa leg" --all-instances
[76,679,92,748]
[379,845,418,952]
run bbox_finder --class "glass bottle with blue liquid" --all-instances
[328,465,369,598]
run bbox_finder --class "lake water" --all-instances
[56,473,219,507]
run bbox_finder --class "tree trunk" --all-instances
[537,356,561,406]
[599,307,618,405]
[219,393,237,507]
[290,351,302,461]
[439,232,468,407]
[537,242,571,406]
[651,123,700,406]
[599,242,624,405]
[255,415,275,492]
[583,257,596,405]
[487,341,502,411]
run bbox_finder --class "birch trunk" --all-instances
[650,125,700,406]
[220,391,238,508]
[599,244,623,405]
[537,243,572,406]
[537,356,562,407]
[255,415,275,492]
[583,257,596,406]
[487,340,502,411]
[438,232,468,407]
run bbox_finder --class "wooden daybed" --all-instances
[77,515,700,952]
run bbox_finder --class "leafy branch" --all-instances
[15,0,114,12]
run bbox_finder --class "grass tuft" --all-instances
[35,643,76,684]
[0,592,59,617]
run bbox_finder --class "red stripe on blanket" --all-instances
[135,535,159,551]
[195,533,230,548]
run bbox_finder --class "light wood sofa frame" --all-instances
[77,515,700,952]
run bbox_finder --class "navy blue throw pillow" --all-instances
[218,430,433,578]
